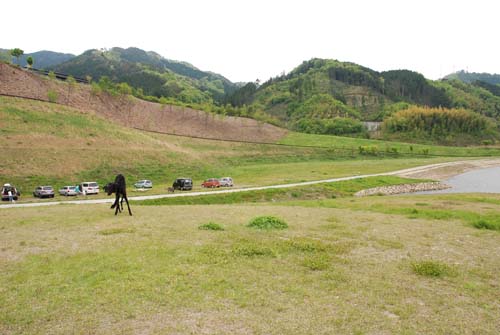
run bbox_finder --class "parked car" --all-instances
[134,180,153,188]
[201,178,220,188]
[59,185,77,196]
[172,178,192,191]
[33,186,55,198]
[1,183,20,201]
[79,182,99,195]
[219,177,233,187]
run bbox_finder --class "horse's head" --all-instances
[104,182,116,195]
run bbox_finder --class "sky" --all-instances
[2,0,499,83]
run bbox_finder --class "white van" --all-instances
[79,182,99,195]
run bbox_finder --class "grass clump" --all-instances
[411,260,456,278]
[247,216,288,230]
[472,218,500,231]
[232,243,276,257]
[198,222,224,231]
[302,254,330,271]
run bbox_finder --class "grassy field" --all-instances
[1,192,499,334]
[0,96,484,202]
[280,132,500,157]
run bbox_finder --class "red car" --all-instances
[201,178,220,188]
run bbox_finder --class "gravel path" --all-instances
[2,159,500,209]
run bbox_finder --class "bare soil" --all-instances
[394,158,500,180]
[0,63,287,143]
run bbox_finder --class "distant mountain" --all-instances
[444,70,500,85]
[51,47,238,103]
[225,58,500,133]
[0,49,75,69]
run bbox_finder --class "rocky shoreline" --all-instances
[354,182,451,197]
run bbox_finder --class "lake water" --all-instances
[423,166,500,194]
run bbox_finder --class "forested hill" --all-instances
[0,49,75,69]
[51,47,238,104]
[225,58,500,129]
[444,70,500,85]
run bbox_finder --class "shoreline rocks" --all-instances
[354,182,450,197]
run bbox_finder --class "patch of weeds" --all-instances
[411,260,457,278]
[198,222,224,231]
[19,241,26,246]
[98,227,136,236]
[472,218,500,231]
[47,90,58,103]
[284,238,328,253]
[247,216,288,230]
[198,246,229,264]
[232,243,276,257]
[303,254,330,271]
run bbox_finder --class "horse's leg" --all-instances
[120,193,124,211]
[111,193,119,211]
[123,195,133,216]
[114,193,121,215]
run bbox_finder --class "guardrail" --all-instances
[23,66,89,84]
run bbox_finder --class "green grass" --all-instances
[1,195,500,334]
[247,216,288,230]
[280,132,500,157]
[98,228,136,235]
[136,176,428,206]
[288,194,500,233]
[198,222,225,231]
[411,260,457,278]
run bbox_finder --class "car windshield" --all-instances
[89,183,98,187]
[43,186,53,190]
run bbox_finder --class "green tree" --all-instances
[26,56,34,68]
[10,48,24,65]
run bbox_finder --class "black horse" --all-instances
[104,174,132,216]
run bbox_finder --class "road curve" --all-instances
[1,159,498,209]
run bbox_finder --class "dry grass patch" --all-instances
[1,198,500,334]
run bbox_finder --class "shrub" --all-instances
[247,216,288,230]
[198,222,224,231]
[411,260,456,277]
[47,90,58,103]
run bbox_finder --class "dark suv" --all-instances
[172,178,193,191]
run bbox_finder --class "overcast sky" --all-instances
[2,0,498,83]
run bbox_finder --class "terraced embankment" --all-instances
[0,63,287,142]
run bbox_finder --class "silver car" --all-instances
[59,186,77,196]
[33,186,55,198]
[134,180,153,188]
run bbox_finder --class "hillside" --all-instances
[0,49,75,68]
[226,59,500,141]
[444,70,500,85]
[0,63,286,143]
[51,47,238,103]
